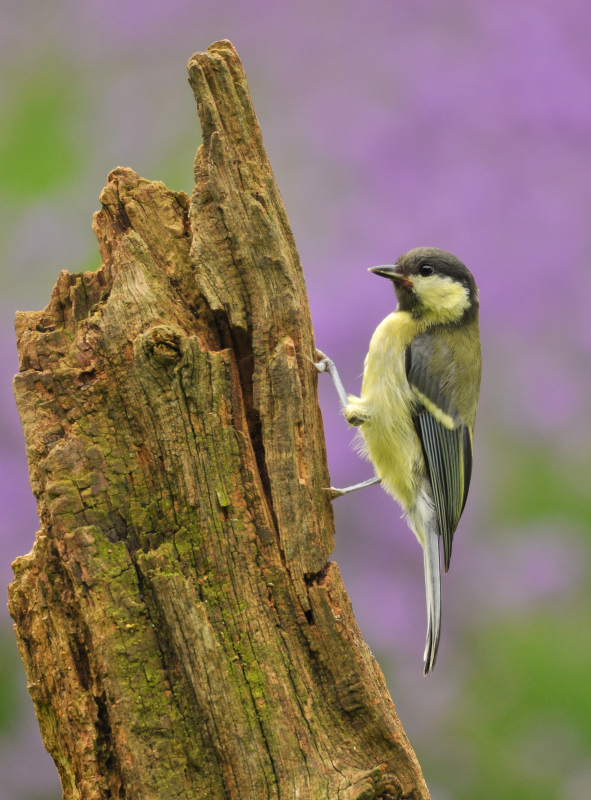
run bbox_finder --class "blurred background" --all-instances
[1,1,591,798]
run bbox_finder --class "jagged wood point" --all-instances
[9,40,430,800]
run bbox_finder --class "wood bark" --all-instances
[9,40,430,800]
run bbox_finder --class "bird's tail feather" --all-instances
[423,514,442,675]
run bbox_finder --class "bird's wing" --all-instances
[405,332,473,572]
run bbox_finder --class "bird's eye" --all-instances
[419,264,434,277]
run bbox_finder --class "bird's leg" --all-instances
[309,349,349,409]
[324,476,382,500]
[310,349,381,500]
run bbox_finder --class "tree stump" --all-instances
[9,40,430,800]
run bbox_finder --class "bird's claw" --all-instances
[308,348,332,374]
[323,486,345,500]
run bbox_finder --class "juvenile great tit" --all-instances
[314,247,481,674]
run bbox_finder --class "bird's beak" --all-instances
[368,264,413,289]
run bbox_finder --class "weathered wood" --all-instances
[9,40,430,800]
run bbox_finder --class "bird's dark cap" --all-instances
[396,247,477,297]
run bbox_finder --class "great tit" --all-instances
[314,247,481,673]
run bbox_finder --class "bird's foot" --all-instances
[308,348,334,374]
[308,348,350,409]
[323,486,346,500]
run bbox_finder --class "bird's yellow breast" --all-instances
[345,311,427,510]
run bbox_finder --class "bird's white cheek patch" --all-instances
[413,275,470,323]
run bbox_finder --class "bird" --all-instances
[313,247,481,674]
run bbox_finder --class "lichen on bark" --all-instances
[9,40,430,800]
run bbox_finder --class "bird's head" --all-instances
[369,247,478,324]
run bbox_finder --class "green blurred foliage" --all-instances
[81,249,102,274]
[156,127,201,197]
[0,626,21,733]
[455,610,591,800]
[496,441,591,531]
[0,70,81,200]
